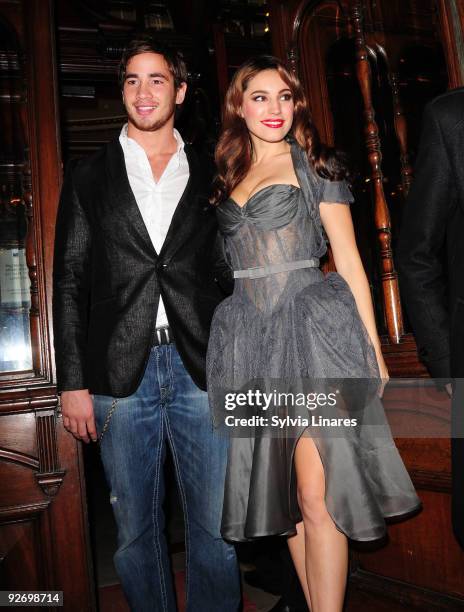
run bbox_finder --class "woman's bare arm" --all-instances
[319,202,388,381]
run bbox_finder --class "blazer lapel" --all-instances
[159,145,207,262]
[105,139,158,258]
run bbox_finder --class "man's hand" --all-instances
[60,389,97,443]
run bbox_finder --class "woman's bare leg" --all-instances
[287,521,311,608]
[287,436,348,612]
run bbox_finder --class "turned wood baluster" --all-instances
[22,156,42,374]
[389,70,413,196]
[350,2,404,344]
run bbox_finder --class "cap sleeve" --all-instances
[319,176,354,205]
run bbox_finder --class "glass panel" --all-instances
[0,17,32,373]
[0,195,32,372]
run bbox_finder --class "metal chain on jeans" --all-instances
[98,398,118,442]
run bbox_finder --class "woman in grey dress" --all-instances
[207,56,420,612]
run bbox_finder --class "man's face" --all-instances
[122,52,186,133]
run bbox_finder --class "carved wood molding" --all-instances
[35,410,66,497]
[0,500,51,521]
[287,0,351,74]
[35,471,66,497]
[348,567,464,608]
[0,393,58,415]
[0,407,65,496]
[0,448,39,470]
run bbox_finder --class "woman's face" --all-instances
[240,69,294,144]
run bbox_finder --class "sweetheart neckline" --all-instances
[226,183,301,210]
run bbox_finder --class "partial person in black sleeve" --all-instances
[398,87,464,548]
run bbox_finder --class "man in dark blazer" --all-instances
[53,36,240,611]
[398,87,464,548]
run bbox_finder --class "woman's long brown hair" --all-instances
[211,55,349,205]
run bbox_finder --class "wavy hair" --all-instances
[211,55,349,204]
[118,34,187,91]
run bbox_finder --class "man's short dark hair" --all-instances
[118,35,188,90]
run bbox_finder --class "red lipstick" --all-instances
[261,119,285,128]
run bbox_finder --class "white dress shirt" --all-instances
[119,123,189,327]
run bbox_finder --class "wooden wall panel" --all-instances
[0,506,52,589]
[0,409,95,610]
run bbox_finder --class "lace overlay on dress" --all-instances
[206,140,421,542]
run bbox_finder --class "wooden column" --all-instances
[351,1,404,344]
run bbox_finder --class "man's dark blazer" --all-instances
[397,87,464,547]
[53,137,230,396]
[398,88,464,379]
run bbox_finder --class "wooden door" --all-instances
[0,1,95,609]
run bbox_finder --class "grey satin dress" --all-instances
[206,139,421,542]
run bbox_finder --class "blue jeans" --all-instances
[93,344,240,612]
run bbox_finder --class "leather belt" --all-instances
[153,325,173,346]
[233,258,320,279]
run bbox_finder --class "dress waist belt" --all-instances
[233,258,320,279]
